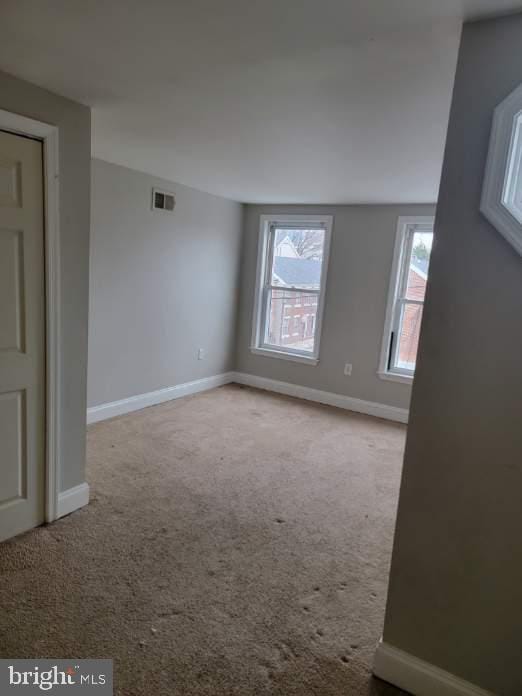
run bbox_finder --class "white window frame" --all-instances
[378,216,435,384]
[251,214,333,365]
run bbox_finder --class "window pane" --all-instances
[396,301,424,371]
[405,230,433,301]
[265,289,317,353]
[270,228,324,289]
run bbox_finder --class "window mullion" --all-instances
[267,285,319,294]
[391,232,409,371]
[398,226,415,299]
[264,226,276,286]
[260,226,276,346]
[396,298,424,307]
[259,285,270,345]
[390,227,415,371]
[390,298,402,370]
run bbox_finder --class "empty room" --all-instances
[0,3,521,695]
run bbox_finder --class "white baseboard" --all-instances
[373,641,494,696]
[87,372,235,424]
[87,371,408,426]
[231,372,409,424]
[57,482,90,519]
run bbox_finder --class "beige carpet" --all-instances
[0,384,408,695]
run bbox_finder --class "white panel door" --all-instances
[0,129,45,542]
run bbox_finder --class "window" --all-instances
[379,216,434,382]
[481,83,522,256]
[251,215,333,364]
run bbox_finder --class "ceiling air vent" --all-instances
[152,187,175,212]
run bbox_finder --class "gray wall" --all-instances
[382,13,522,694]
[0,70,91,492]
[236,204,435,410]
[88,159,243,408]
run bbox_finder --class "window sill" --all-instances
[377,370,414,385]
[250,346,319,366]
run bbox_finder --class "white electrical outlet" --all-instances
[344,363,352,376]
[198,348,205,360]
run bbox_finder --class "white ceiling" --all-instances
[0,1,520,203]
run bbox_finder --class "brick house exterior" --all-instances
[397,260,428,368]
[267,236,429,367]
[267,242,321,352]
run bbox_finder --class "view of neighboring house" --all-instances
[397,256,429,369]
[268,235,430,366]
[267,236,321,352]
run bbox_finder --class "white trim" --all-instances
[481,83,522,256]
[87,371,408,426]
[87,372,234,424]
[251,214,333,363]
[377,370,414,385]
[232,372,408,424]
[373,641,495,696]
[57,483,90,519]
[0,109,62,524]
[249,346,318,365]
[378,216,434,383]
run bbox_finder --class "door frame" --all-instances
[0,108,61,523]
